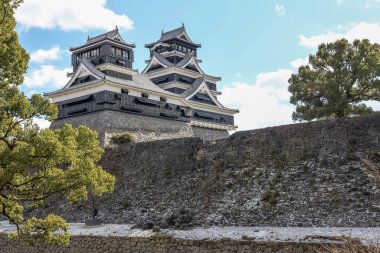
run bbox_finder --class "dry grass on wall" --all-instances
[317,237,379,253]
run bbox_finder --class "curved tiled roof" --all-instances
[176,52,195,67]
[80,59,106,78]
[145,25,201,48]
[150,51,201,70]
[46,59,175,97]
[179,77,204,98]
[152,51,174,67]
[160,26,186,41]
[88,29,120,44]
[70,29,135,51]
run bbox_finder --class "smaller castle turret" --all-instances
[70,27,135,72]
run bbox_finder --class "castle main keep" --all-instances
[45,25,238,143]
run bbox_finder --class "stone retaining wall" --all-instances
[192,126,229,140]
[0,234,341,253]
[219,115,380,166]
[51,109,230,144]
[51,109,194,144]
[34,115,380,228]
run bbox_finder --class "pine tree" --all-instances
[289,39,380,121]
[0,0,115,244]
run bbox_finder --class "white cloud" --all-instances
[364,0,380,8]
[220,69,294,131]
[274,4,286,16]
[26,90,41,98]
[30,46,61,63]
[300,23,380,48]
[33,118,51,129]
[290,57,309,69]
[336,0,380,8]
[15,0,134,31]
[365,100,380,111]
[24,65,71,88]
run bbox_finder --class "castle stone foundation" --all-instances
[50,109,194,144]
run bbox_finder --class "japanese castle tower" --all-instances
[45,25,238,143]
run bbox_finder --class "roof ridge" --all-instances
[71,29,135,51]
[145,25,201,48]
[88,29,118,41]
[161,26,184,36]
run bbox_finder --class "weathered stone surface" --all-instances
[0,234,361,253]
[51,109,229,145]
[30,115,380,227]
[192,126,229,140]
[50,109,194,144]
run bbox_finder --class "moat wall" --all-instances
[0,234,344,253]
[38,115,380,227]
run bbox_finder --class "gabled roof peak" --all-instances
[87,28,120,43]
[160,24,186,41]
[145,24,201,48]
[71,28,135,51]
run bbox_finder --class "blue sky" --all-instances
[15,0,380,130]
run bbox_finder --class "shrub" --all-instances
[335,157,347,166]
[261,190,280,206]
[367,150,380,163]
[330,195,342,204]
[273,172,282,184]
[347,136,358,149]
[320,155,329,167]
[111,133,135,144]
[122,197,130,209]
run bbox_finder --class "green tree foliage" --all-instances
[0,0,115,245]
[288,39,380,121]
[110,132,135,144]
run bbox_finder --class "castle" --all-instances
[45,25,238,143]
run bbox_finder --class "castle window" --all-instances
[142,93,149,98]
[123,50,129,59]
[90,48,100,57]
[81,51,89,59]
[121,89,129,94]
[160,97,167,102]
[112,46,129,60]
